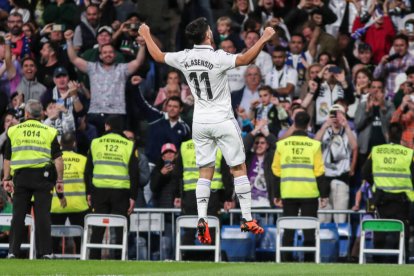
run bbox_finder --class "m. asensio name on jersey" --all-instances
[184,59,213,70]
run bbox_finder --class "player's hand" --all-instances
[138,23,150,37]
[2,180,14,194]
[59,197,67,208]
[128,198,135,215]
[174,197,181,208]
[64,30,74,41]
[262,27,276,42]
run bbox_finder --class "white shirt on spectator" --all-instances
[254,51,273,77]
[239,86,260,118]
[227,65,247,92]
[264,65,298,92]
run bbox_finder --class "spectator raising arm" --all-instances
[3,34,16,80]
[127,36,146,75]
[64,30,88,73]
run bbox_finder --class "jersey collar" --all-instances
[194,44,214,51]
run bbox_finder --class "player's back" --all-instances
[165,45,237,124]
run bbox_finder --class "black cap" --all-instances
[53,66,68,78]
[358,43,372,53]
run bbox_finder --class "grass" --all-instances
[0,260,411,275]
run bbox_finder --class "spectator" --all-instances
[302,23,339,60]
[213,16,244,52]
[265,46,298,98]
[65,29,146,135]
[37,41,66,89]
[284,0,337,34]
[7,12,31,59]
[242,31,272,77]
[220,39,247,92]
[287,33,314,95]
[391,91,414,148]
[352,1,395,65]
[374,34,414,99]
[347,68,373,119]
[7,92,25,122]
[231,65,262,118]
[42,0,80,30]
[9,0,32,24]
[244,120,277,208]
[0,34,20,97]
[394,66,414,108]
[112,0,136,23]
[315,104,357,223]
[354,79,394,165]
[356,43,376,73]
[16,57,47,101]
[154,70,192,110]
[227,0,254,34]
[73,4,101,54]
[113,14,145,62]
[131,76,191,165]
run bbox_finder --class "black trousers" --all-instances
[88,113,126,137]
[282,198,319,262]
[374,192,411,263]
[181,190,221,261]
[51,211,88,254]
[89,188,129,260]
[10,169,54,257]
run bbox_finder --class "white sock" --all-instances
[196,178,211,221]
[234,175,252,221]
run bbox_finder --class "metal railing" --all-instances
[132,208,367,261]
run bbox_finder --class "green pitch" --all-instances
[0,260,411,275]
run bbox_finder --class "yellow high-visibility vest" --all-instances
[51,151,89,213]
[273,135,324,198]
[180,140,224,191]
[91,133,133,189]
[372,144,414,201]
[8,120,57,173]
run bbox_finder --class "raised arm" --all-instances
[64,30,88,73]
[139,23,166,63]
[235,27,275,67]
[127,36,146,75]
[4,34,16,80]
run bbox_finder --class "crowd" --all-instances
[0,0,414,261]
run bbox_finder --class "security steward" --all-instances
[51,132,89,254]
[271,111,328,261]
[362,122,414,263]
[177,139,233,259]
[85,115,139,259]
[2,99,64,259]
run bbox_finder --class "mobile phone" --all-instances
[329,110,337,117]
[56,98,64,105]
[387,53,400,62]
[405,22,414,33]
[164,160,173,166]
[328,66,341,74]
[52,24,64,32]
[129,23,140,30]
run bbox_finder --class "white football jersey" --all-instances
[165,45,237,124]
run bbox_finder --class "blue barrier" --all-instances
[221,225,255,261]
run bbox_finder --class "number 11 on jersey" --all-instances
[189,72,213,100]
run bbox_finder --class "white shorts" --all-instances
[192,119,245,167]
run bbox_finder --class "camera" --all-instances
[329,110,337,117]
[52,24,64,32]
[387,53,400,62]
[128,23,140,30]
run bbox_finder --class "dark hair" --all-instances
[185,17,209,45]
[354,68,373,84]
[45,41,59,55]
[166,96,183,108]
[290,33,306,44]
[371,78,384,87]
[393,33,409,45]
[21,56,36,67]
[105,115,124,132]
[318,51,332,63]
[388,122,403,144]
[294,111,310,130]
[406,66,414,76]
[258,85,273,94]
[273,45,287,54]
[60,132,76,149]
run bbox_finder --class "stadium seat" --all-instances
[276,217,320,263]
[0,214,35,259]
[129,213,164,260]
[221,225,255,261]
[175,216,220,262]
[319,223,339,262]
[81,214,128,260]
[337,223,352,258]
[51,225,83,259]
[359,219,405,264]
